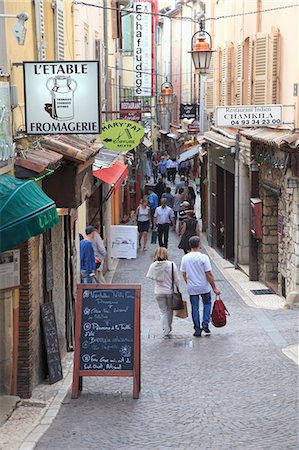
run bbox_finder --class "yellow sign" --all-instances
[99,120,145,152]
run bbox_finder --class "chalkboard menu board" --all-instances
[72,284,141,399]
[41,302,63,384]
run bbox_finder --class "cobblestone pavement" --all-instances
[36,229,299,450]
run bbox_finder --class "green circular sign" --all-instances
[99,120,145,152]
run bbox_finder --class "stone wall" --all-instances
[260,188,279,282]
[278,169,299,294]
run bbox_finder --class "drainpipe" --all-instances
[234,133,240,269]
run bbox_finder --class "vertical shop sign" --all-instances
[133,2,152,96]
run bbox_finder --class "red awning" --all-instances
[93,160,128,188]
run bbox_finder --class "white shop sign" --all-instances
[23,61,99,134]
[215,105,283,128]
[111,225,138,259]
[133,2,152,97]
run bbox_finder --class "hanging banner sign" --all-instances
[133,2,152,97]
[99,119,145,151]
[120,101,142,122]
[23,61,99,135]
[215,105,283,128]
[180,104,197,120]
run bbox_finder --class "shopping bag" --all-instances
[174,301,188,319]
[151,230,158,244]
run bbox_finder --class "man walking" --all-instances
[80,226,97,284]
[180,236,220,336]
[154,198,174,248]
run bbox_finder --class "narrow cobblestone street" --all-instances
[35,230,298,450]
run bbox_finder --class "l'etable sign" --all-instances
[99,120,145,152]
[23,61,99,135]
[215,105,282,128]
[133,2,152,96]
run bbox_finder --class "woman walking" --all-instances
[173,187,184,225]
[135,198,150,250]
[146,247,180,337]
[178,210,200,254]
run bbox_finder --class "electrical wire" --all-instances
[73,1,299,24]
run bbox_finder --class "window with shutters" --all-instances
[269,27,280,104]
[121,14,133,53]
[252,30,280,105]
[252,33,269,105]
[243,37,253,104]
[34,0,46,60]
[215,48,222,106]
[220,43,233,106]
[235,41,243,105]
[205,53,215,113]
[54,0,65,60]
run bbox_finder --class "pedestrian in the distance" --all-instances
[166,157,172,182]
[135,198,150,250]
[146,247,180,337]
[80,226,97,284]
[169,158,178,184]
[177,200,191,234]
[161,186,174,208]
[173,187,184,224]
[152,153,159,184]
[178,210,200,254]
[92,222,107,284]
[159,156,167,181]
[180,236,221,337]
[154,198,174,248]
[147,189,159,229]
[154,177,166,201]
[186,181,196,209]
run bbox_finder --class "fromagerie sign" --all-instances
[23,61,99,135]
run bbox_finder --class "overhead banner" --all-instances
[99,119,145,152]
[215,105,283,128]
[134,1,152,97]
[23,61,99,134]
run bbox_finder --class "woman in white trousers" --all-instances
[146,247,180,337]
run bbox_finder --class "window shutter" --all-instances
[269,27,280,103]
[220,43,233,106]
[215,47,221,106]
[54,0,65,60]
[235,41,243,105]
[253,33,269,105]
[246,38,253,104]
[205,53,215,113]
[34,0,46,60]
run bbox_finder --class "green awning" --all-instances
[0,174,59,253]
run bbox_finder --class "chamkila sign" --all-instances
[99,120,145,152]
[23,61,99,135]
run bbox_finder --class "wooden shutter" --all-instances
[34,0,46,60]
[220,43,233,106]
[215,47,221,106]
[269,27,280,103]
[54,0,65,60]
[235,41,243,105]
[205,53,215,113]
[253,33,269,104]
[246,38,253,104]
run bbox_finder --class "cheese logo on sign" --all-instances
[99,120,145,152]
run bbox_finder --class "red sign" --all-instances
[120,102,141,122]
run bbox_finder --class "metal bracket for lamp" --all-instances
[104,184,115,202]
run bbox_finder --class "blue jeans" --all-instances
[81,270,96,284]
[189,292,212,332]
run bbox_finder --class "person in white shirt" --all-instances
[146,247,180,337]
[180,236,221,337]
[154,198,174,248]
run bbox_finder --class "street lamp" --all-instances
[189,23,214,73]
[160,80,175,110]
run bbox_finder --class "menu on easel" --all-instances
[72,284,141,399]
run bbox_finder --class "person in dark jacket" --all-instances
[80,226,97,283]
[178,210,200,254]
[154,177,166,201]
[161,187,174,208]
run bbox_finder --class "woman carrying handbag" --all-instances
[146,247,180,337]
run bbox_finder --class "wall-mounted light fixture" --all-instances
[0,12,29,45]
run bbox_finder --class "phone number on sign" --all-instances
[229,118,281,126]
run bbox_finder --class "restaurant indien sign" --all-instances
[215,105,283,128]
